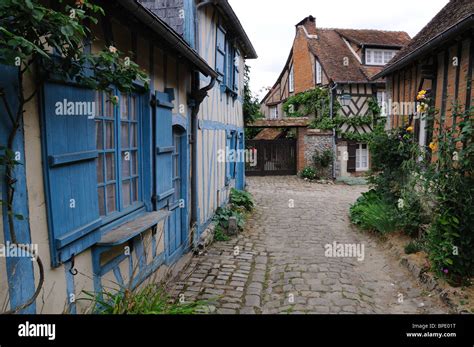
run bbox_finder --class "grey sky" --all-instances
[229,0,450,100]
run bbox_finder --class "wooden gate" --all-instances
[246,139,297,176]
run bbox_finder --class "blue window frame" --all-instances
[216,21,239,95]
[95,91,142,222]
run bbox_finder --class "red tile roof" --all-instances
[336,29,410,47]
[253,128,285,140]
[308,28,409,83]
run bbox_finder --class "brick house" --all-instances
[260,16,410,177]
[373,0,473,147]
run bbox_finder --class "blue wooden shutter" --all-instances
[225,130,232,185]
[236,132,245,190]
[233,50,240,92]
[154,91,175,210]
[42,82,101,267]
[0,65,36,312]
[216,25,226,77]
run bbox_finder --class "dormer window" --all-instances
[365,49,397,65]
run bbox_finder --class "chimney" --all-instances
[296,15,317,36]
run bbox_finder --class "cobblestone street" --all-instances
[170,177,450,314]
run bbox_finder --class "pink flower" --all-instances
[443,269,449,274]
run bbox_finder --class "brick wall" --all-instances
[293,27,315,94]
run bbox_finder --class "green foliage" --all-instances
[425,106,474,286]
[230,188,255,212]
[213,225,230,242]
[299,166,317,180]
[368,126,418,202]
[350,190,399,234]
[0,0,149,94]
[82,285,207,314]
[213,207,246,231]
[405,240,424,255]
[313,149,333,169]
[283,88,338,120]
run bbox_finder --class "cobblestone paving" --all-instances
[170,176,450,314]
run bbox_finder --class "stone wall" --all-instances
[303,129,334,179]
[138,0,184,36]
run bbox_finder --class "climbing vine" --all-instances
[0,0,149,314]
[283,88,382,142]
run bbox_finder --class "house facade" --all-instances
[373,0,473,148]
[0,0,256,314]
[260,16,410,177]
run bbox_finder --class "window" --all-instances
[316,60,322,84]
[216,25,226,76]
[365,49,397,65]
[269,106,278,119]
[96,91,141,219]
[216,22,239,95]
[377,91,387,117]
[356,143,369,171]
[289,65,294,93]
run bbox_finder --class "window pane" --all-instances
[95,91,103,116]
[374,51,382,64]
[106,184,116,214]
[130,96,137,120]
[96,121,103,150]
[132,178,139,203]
[122,180,131,208]
[130,123,137,147]
[362,144,367,150]
[120,94,129,120]
[97,154,104,184]
[105,98,114,118]
[98,187,105,216]
[122,151,131,178]
[105,121,115,149]
[106,153,115,181]
[121,123,129,148]
[131,151,138,176]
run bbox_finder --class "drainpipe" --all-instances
[330,82,338,179]
[190,73,216,243]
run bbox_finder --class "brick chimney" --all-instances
[296,15,317,36]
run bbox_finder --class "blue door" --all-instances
[167,127,187,263]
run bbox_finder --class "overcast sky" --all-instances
[228,0,450,100]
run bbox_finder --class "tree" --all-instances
[242,65,262,140]
[0,0,149,314]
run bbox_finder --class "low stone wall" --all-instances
[303,129,334,179]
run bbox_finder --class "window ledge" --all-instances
[97,211,170,247]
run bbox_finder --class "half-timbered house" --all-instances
[0,0,256,314]
[373,0,473,148]
[260,16,410,177]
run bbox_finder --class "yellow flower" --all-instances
[429,142,437,151]
[417,90,427,101]
[417,103,428,113]
[406,126,414,133]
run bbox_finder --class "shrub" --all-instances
[82,285,206,314]
[213,207,246,231]
[299,166,318,180]
[405,240,424,255]
[350,190,399,234]
[213,225,230,242]
[230,188,255,212]
[313,149,334,169]
[425,107,474,286]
